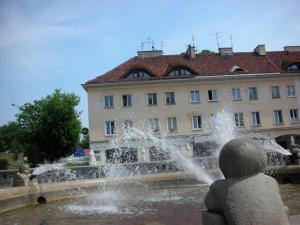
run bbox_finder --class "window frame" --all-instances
[167,117,177,132]
[250,111,261,126]
[271,86,280,99]
[122,94,132,107]
[208,89,219,102]
[123,120,133,133]
[249,87,258,100]
[165,92,175,105]
[147,93,158,105]
[104,95,113,108]
[190,90,201,103]
[290,109,299,124]
[192,115,202,130]
[149,118,160,132]
[232,88,241,101]
[273,110,284,125]
[234,112,244,127]
[105,121,115,136]
[287,85,296,97]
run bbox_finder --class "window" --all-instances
[167,117,177,132]
[234,113,244,127]
[149,118,160,132]
[122,95,132,107]
[232,88,241,101]
[273,110,283,125]
[168,67,192,76]
[148,93,157,105]
[123,120,133,133]
[149,146,170,161]
[230,65,247,73]
[290,109,299,123]
[271,86,280,99]
[249,87,258,100]
[105,121,115,136]
[190,90,200,103]
[286,63,300,71]
[165,92,175,104]
[287,85,296,97]
[192,116,202,130]
[126,70,151,79]
[208,89,218,101]
[104,96,113,108]
[251,112,261,126]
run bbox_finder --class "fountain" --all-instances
[0,108,300,225]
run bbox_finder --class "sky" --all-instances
[0,0,299,128]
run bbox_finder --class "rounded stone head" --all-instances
[219,138,267,178]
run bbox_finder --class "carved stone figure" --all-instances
[290,136,300,164]
[203,138,290,225]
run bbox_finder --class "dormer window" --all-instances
[167,67,192,76]
[125,70,151,79]
[230,65,247,73]
[286,62,300,71]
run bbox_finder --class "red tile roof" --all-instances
[86,51,300,84]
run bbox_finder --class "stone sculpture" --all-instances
[290,136,300,165]
[202,138,290,225]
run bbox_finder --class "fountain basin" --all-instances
[0,170,221,214]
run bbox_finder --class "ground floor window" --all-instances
[273,110,283,125]
[149,146,170,161]
[105,121,115,135]
[290,109,299,123]
[105,147,138,163]
[251,112,261,126]
[193,141,217,157]
[234,112,244,127]
[192,115,202,130]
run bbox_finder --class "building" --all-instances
[82,44,300,164]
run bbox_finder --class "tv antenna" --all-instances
[192,35,195,47]
[160,41,165,51]
[214,31,222,49]
[230,35,233,49]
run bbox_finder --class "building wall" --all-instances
[86,74,300,163]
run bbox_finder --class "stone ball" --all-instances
[219,138,267,178]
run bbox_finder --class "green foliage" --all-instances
[0,121,23,153]
[200,49,215,55]
[17,89,82,166]
[79,134,89,148]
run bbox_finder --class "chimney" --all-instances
[137,50,163,58]
[254,44,266,56]
[218,47,233,56]
[284,46,300,52]
[186,45,196,59]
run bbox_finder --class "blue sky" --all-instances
[0,0,299,128]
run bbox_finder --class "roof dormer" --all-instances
[124,69,153,79]
[166,66,196,77]
[230,65,248,73]
[285,62,300,71]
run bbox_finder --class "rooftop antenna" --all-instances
[151,40,155,50]
[147,37,152,50]
[230,35,233,49]
[140,41,147,51]
[214,31,222,49]
[160,41,165,51]
[192,35,195,47]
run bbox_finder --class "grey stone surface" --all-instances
[219,138,267,178]
[204,138,290,225]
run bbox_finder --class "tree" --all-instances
[0,121,23,153]
[200,49,215,55]
[16,89,81,165]
[79,133,89,148]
